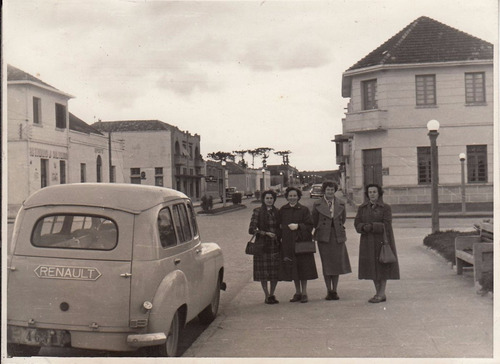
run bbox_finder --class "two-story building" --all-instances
[7,65,124,217]
[92,120,204,201]
[335,17,493,211]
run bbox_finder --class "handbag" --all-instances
[379,227,397,264]
[245,234,263,255]
[295,240,316,254]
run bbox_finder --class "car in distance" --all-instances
[309,183,324,198]
[7,183,225,357]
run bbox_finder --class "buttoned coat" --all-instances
[312,197,347,243]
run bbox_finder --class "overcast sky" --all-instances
[4,0,497,170]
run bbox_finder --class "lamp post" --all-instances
[262,168,266,191]
[221,160,227,207]
[427,119,440,233]
[459,153,466,214]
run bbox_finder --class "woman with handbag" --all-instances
[354,184,400,303]
[248,190,281,304]
[279,187,318,303]
[312,181,351,301]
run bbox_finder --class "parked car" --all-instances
[220,187,238,202]
[309,183,324,198]
[7,183,225,357]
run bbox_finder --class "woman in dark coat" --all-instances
[354,184,400,303]
[248,190,281,304]
[279,187,318,303]
[312,181,351,301]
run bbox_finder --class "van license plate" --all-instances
[8,326,70,347]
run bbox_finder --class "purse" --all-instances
[295,240,316,254]
[379,227,397,264]
[245,234,263,255]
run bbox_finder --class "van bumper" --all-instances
[127,332,166,347]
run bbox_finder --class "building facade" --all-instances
[335,17,494,210]
[7,65,124,217]
[92,120,204,201]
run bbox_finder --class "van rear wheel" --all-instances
[157,310,180,357]
[8,344,40,357]
[198,277,221,324]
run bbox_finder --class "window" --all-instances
[172,204,193,243]
[60,160,66,184]
[55,103,67,129]
[467,145,487,182]
[417,147,431,184]
[415,75,436,106]
[465,72,485,104]
[96,155,102,183]
[130,168,141,184]
[158,208,177,248]
[33,97,42,124]
[41,159,49,188]
[80,163,86,182]
[32,214,117,250]
[155,167,163,187]
[187,203,199,237]
[362,79,377,110]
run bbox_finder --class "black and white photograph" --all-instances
[1,0,497,363]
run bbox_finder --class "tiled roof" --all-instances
[346,16,493,72]
[69,113,103,135]
[91,120,173,132]
[7,64,62,91]
[226,161,246,174]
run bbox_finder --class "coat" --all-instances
[311,197,347,243]
[278,202,318,281]
[354,199,400,280]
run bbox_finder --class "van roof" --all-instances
[22,183,188,214]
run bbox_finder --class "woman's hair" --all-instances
[321,181,338,193]
[261,189,277,204]
[284,186,302,200]
[364,184,384,198]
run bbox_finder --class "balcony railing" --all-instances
[194,157,205,168]
[343,109,388,133]
[174,155,188,165]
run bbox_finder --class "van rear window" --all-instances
[31,214,118,250]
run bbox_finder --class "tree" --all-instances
[233,150,248,168]
[255,147,274,168]
[274,150,292,165]
[247,149,260,168]
[207,151,235,162]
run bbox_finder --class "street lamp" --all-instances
[427,119,440,233]
[221,160,227,207]
[261,168,266,191]
[459,153,466,214]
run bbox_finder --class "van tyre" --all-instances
[198,277,221,324]
[7,344,40,357]
[157,310,180,357]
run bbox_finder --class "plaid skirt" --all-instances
[253,243,281,281]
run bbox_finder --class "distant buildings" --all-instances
[335,17,493,210]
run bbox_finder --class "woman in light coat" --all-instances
[312,181,351,300]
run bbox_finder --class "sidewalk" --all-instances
[183,224,494,359]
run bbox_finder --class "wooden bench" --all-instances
[454,219,493,285]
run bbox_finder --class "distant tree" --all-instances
[275,150,292,165]
[256,147,274,168]
[207,151,235,162]
[233,150,248,168]
[247,149,260,168]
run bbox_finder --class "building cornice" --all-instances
[343,59,493,77]
[8,80,74,99]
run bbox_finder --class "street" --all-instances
[5,195,490,358]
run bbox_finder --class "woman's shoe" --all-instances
[290,293,302,302]
[269,295,279,304]
[265,297,272,304]
[325,291,333,300]
[300,294,308,303]
[331,291,340,300]
[368,295,386,303]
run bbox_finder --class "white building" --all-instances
[335,17,493,211]
[7,65,124,217]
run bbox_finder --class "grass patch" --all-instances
[197,204,246,215]
[423,230,477,263]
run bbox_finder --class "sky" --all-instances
[3,0,498,171]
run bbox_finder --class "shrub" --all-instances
[200,195,213,211]
[254,190,261,200]
[423,230,476,263]
[231,192,242,205]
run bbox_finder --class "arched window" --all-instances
[96,155,102,182]
[175,141,180,155]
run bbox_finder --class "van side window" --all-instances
[158,208,177,248]
[172,203,193,243]
[187,203,198,237]
[31,214,117,250]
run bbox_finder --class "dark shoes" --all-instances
[290,293,302,302]
[300,294,308,303]
[368,295,386,303]
[325,291,339,300]
[265,295,279,304]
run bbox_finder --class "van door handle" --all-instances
[120,273,132,278]
[174,259,181,265]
